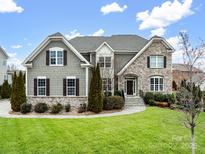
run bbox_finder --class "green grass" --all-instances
[0,107,204,154]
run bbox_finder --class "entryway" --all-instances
[125,77,138,96]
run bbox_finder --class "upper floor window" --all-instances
[50,50,63,66]
[150,56,164,68]
[98,56,111,68]
[150,76,164,92]
[37,77,46,96]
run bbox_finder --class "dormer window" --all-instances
[98,56,111,68]
[50,50,63,66]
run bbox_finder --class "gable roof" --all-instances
[23,32,90,66]
[117,36,175,76]
[0,46,9,59]
[69,35,148,53]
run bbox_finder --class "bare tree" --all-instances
[177,32,205,154]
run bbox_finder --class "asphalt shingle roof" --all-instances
[69,35,148,53]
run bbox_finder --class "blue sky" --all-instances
[0,0,204,69]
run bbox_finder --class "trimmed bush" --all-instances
[103,96,125,110]
[20,103,32,114]
[34,103,48,113]
[166,93,176,104]
[50,103,63,114]
[78,103,87,113]
[65,103,71,112]
[144,92,154,104]
[148,99,156,106]
[103,97,115,110]
[114,90,122,96]
[1,80,10,99]
[155,93,166,102]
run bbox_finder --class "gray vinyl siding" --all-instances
[27,40,86,96]
[114,53,135,74]
[0,51,7,85]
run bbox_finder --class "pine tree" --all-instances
[1,80,10,99]
[88,66,96,111]
[11,72,18,111]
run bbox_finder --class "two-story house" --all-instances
[23,32,174,107]
[0,46,9,85]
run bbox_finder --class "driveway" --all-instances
[0,99,146,119]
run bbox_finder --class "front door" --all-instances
[127,80,133,95]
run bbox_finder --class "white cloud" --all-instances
[7,52,25,70]
[11,44,22,49]
[92,29,105,36]
[65,29,83,40]
[136,0,193,36]
[167,36,183,63]
[0,0,24,13]
[151,27,166,37]
[101,2,127,15]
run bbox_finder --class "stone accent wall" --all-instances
[27,96,88,110]
[118,40,172,94]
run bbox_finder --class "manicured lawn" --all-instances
[0,107,204,154]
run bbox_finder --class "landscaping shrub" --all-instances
[167,93,176,104]
[155,102,169,108]
[148,99,156,106]
[103,96,125,110]
[50,103,63,114]
[34,103,48,113]
[78,103,87,113]
[114,90,122,96]
[20,103,32,114]
[1,80,10,99]
[154,93,166,102]
[65,103,71,112]
[144,92,154,104]
[103,97,115,110]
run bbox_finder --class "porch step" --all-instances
[125,97,145,107]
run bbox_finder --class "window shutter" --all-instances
[147,56,150,68]
[34,78,37,96]
[164,56,167,68]
[76,78,79,96]
[63,78,66,96]
[46,50,49,66]
[64,50,67,65]
[46,78,50,96]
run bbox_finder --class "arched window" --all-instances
[150,76,164,91]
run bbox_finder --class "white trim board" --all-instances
[117,37,175,76]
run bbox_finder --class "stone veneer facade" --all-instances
[118,40,172,94]
[27,97,87,110]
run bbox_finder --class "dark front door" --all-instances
[127,80,133,95]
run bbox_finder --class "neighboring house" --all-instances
[23,32,174,106]
[172,63,204,87]
[0,46,10,85]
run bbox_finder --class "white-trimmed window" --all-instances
[37,77,46,96]
[150,56,164,68]
[50,48,63,66]
[103,78,112,92]
[67,76,76,96]
[150,76,164,91]
[99,56,111,68]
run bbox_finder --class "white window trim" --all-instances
[49,47,64,66]
[150,76,164,92]
[150,55,164,69]
[103,78,112,92]
[37,76,46,96]
[98,56,112,68]
[66,76,76,96]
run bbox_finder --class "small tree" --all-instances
[17,71,26,105]
[177,31,205,154]
[11,72,18,111]
[1,80,10,99]
[88,64,103,113]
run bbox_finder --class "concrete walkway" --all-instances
[0,99,146,119]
